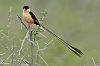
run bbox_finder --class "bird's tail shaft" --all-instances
[41,25,83,57]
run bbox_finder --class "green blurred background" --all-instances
[0,0,100,66]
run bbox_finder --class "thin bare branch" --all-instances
[92,57,96,66]
[18,31,29,55]
[16,14,28,30]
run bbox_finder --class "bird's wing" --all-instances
[29,11,40,26]
[29,11,38,20]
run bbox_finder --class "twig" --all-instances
[11,43,14,66]
[0,61,10,66]
[7,7,12,39]
[16,14,28,30]
[38,32,47,38]
[0,53,6,56]
[38,54,49,66]
[18,31,29,55]
[29,30,34,66]
[92,57,96,66]
[44,37,56,49]
[36,37,56,53]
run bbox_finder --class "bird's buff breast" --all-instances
[23,12,34,23]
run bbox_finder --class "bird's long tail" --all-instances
[40,25,83,57]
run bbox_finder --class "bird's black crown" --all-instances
[23,5,29,10]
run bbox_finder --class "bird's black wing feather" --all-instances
[29,11,40,26]
[29,11,37,20]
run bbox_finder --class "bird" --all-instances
[22,5,83,57]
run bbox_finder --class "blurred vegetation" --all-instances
[0,0,100,66]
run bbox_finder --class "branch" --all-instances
[18,31,29,55]
[92,57,96,66]
[16,14,28,30]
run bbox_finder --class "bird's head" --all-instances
[23,5,30,12]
